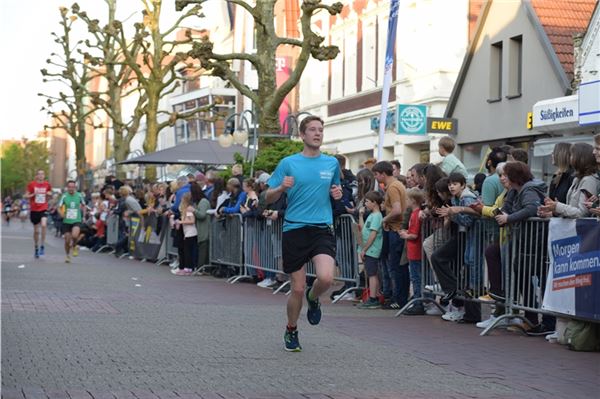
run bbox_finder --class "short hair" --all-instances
[118,185,133,196]
[496,162,506,175]
[372,161,394,176]
[186,173,195,180]
[488,147,507,168]
[334,154,347,169]
[299,115,323,133]
[595,133,600,145]
[67,180,76,186]
[177,176,188,185]
[448,172,466,185]
[363,157,377,166]
[390,160,401,170]
[407,188,425,206]
[232,164,243,175]
[570,142,597,178]
[438,136,456,153]
[510,148,528,164]
[503,161,533,186]
[364,190,384,205]
[227,177,241,187]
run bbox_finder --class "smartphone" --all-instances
[492,208,503,216]
[580,188,593,199]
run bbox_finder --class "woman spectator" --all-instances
[208,178,228,213]
[548,143,574,203]
[240,178,259,218]
[190,182,210,269]
[539,143,600,218]
[347,168,377,218]
[495,161,551,334]
[587,134,600,217]
[218,178,247,216]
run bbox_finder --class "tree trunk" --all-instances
[113,130,129,180]
[143,98,159,181]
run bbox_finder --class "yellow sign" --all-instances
[527,112,533,130]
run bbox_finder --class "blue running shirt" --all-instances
[268,153,341,232]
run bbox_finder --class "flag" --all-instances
[377,0,399,160]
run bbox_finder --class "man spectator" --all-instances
[509,148,529,164]
[203,170,216,199]
[232,164,245,186]
[410,163,427,189]
[481,147,507,206]
[372,161,409,309]
[170,176,191,218]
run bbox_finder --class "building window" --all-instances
[488,41,502,102]
[507,35,522,98]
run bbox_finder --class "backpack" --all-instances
[563,320,600,352]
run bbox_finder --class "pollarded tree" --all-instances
[110,0,214,180]
[175,0,343,135]
[39,6,98,189]
[72,0,147,179]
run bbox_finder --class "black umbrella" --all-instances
[118,138,254,166]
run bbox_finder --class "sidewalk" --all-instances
[1,223,598,399]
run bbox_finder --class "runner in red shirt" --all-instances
[24,169,52,258]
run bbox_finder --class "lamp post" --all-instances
[281,112,313,137]
[221,110,258,176]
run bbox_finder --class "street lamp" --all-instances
[221,110,257,175]
[281,112,313,137]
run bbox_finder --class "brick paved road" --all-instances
[2,223,598,399]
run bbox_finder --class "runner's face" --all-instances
[36,170,44,181]
[67,183,76,194]
[301,120,324,149]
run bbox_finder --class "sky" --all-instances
[0,0,209,141]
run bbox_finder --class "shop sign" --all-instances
[397,104,427,135]
[427,117,457,134]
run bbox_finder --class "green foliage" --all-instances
[226,139,304,178]
[1,141,49,196]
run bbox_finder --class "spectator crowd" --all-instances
[6,134,600,347]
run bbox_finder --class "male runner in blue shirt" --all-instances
[266,115,343,352]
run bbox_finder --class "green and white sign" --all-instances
[397,104,427,135]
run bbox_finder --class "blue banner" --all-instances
[376,0,399,160]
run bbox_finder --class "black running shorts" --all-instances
[30,211,48,225]
[282,225,336,274]
[61,222,80,235]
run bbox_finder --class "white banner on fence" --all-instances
[542,218,600,321]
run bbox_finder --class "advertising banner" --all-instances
[542,218,600,321]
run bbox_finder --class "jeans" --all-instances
[387,231,409,306]
[182,236,198,270]
[408,260,422,299]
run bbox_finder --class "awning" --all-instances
[533,135,595,157]
[118,138,254,166]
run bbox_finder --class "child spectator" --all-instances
[357,191,384,309]
[432,172,480,323]
[438,136,468,178]
[399,188,426,315]
[174,193,197,276]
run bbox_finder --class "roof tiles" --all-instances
[530,0,597,80]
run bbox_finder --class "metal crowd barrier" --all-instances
[96,214,119,253]
[480,218,552,336]
[201,214,244,277]
[234,214,362,300]
[396,217,500,317]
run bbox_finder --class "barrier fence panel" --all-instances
[206,214,244,277]
[239,216,285,286]
[397,217,500,316]
[97,214,119,253]
[330,214,362,303]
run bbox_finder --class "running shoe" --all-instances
[35,248,39,259]
[72,246,79,257]
[284,329,302,352]
[526,323,555,336]
[39,246,45,256]
[442,306,465,322]
[65,255,71,263]
[357,297,382,309]
[305,287,321,325]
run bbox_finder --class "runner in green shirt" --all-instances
[58,180,86,263]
